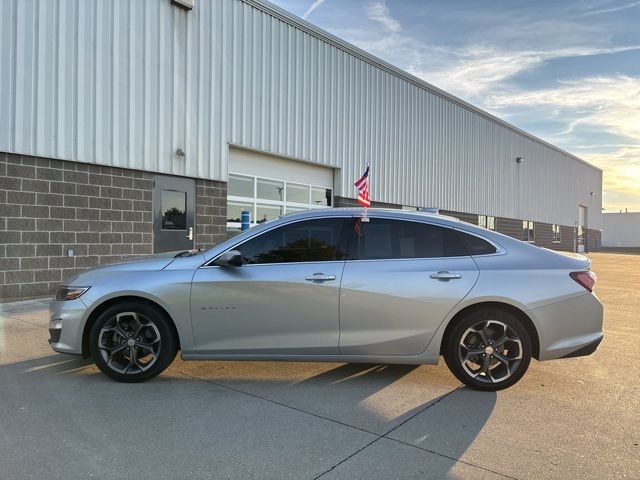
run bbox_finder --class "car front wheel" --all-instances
[444,308,532,391]
[89,302,178,383]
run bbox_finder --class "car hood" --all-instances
[61,252,182,286]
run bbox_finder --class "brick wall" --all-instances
[195,179,227,250]
[1,153,154,299]
[532,222,575,252]
[586,229,601,253]
[0,152,226,301]
[496,217,523,241]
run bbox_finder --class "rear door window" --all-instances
[347,218,468,259]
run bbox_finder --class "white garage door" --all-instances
[227,147,334,230]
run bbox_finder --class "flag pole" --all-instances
[362,164,370,222]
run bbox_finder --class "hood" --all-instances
[61,252,183,286]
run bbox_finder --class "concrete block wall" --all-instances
[195,179,227,250]
[0,153,226,301]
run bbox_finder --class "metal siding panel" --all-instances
[0,0,603,228]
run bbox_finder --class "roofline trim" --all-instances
[242,0,603,173]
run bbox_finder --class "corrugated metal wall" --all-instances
[0,0,603,228]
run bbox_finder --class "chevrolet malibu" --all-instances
[49,208,603,391]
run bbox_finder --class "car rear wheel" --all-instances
[89,302,178,383]
[444,308,532,391]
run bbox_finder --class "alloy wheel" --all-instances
[458,319,523,384]
[98,311,161,374]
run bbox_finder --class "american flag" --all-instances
[354,166,371,208]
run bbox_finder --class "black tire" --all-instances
[89,301,178,383]
[444,308,532,391]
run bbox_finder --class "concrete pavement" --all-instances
[0,253,638,479]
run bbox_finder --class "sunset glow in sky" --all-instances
[273,0,640,212]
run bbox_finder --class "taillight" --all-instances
[570,271,597,292]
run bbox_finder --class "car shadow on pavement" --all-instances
[1,355,498,478]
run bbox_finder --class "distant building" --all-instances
[602,213,640,248]
[0,0,602,299]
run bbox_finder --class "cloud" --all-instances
[486,76,640,211]
[408,44,640,98]
[364,1,401,32]
[579,1,640,17]
[302,0,327,19]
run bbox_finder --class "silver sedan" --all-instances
[49,208,603,390]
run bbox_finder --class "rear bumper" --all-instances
[529,293,604,361]
[560,336,603,359]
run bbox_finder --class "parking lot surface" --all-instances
[1,252,638,479]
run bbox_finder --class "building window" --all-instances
[523,220,534,242]
[478,215,496,230]
[227,173,332,230]
[552,224,561,243]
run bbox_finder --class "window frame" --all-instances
[478,215,496,231]
[523,220,535,243]
[227,172,333,231]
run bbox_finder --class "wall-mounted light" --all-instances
[176,148,186,157]
[171,0,194,11]
[590,192,596,197]
[516,157,524,164]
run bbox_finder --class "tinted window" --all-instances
[237,218,348,264]
[458,231,497,255]
[161,190,186,230]
[347,218,467,259]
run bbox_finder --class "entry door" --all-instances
[339,218,479,356]
[153,175,196,253]
[190,217,349,354]
[577,206,588,253]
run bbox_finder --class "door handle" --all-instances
[305,273,337,282]
[430,271,462,280]
[187,226,193,241]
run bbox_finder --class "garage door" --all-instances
[227,147,334,230]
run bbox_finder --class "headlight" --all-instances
[55,286,90,301]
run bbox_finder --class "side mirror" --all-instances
[214,250,244,267]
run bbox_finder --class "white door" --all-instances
[578,206,588,252]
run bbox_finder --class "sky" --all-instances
[270,0,640,212]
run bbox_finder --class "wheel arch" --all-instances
[81,296,180,358]
[439,301,540,360]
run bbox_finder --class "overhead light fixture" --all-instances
[171,0,194,11]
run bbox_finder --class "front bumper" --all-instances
[530,293,604,361]
[48,297,88,355]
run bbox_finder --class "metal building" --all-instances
[0,0,603,299]
[602,213,640,248]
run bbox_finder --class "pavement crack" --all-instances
[177,371,519,480]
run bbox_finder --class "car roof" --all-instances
[277,207,461,225]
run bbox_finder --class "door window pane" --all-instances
[227,201,253,223]
[161,191,187,230]
[237,219,348,264]
[311,187,332,206]
[256,204,282,224]
[257,178,284,201]
[286,183,310,204]
[229,174,254,198]
[347,218,467,259]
